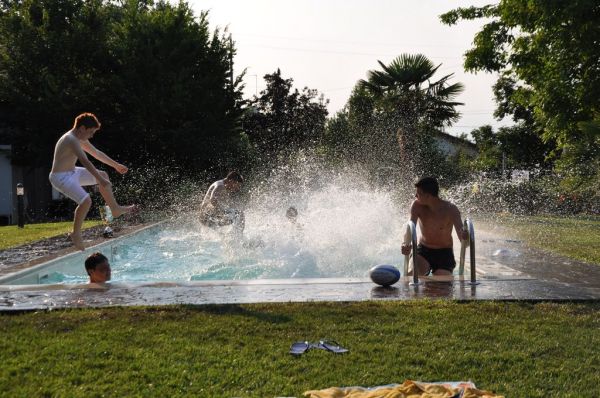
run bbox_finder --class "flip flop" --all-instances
[289,341,311,356]
[318,340,348,354]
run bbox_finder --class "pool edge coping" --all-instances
[0,221,160,284]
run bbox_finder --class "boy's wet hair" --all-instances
[85,252,108,274]
[415,176,439,197]
[226,171,243,183]
[286,206,298,218]
[73,113,101,129]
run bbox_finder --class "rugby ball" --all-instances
[369,264,401,286]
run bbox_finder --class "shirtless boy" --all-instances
[49,113,135,250]
[401,176,468,276]
[199,171,245,233]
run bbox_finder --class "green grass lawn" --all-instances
[493,214,600,265]
[0,221,103,250]
[1,301,598,397]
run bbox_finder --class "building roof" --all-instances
[434,130,477,149]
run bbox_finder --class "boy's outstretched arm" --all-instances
[68,137,110,187]
[80,140,128,174]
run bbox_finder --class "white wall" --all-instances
[0,145,12,221]
[434,135,478,158]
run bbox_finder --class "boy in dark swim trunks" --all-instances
[401,176,468,276]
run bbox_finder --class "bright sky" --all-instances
[189,0,509,137]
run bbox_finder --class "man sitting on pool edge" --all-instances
[85,252,112,283]
[401,176,468,276]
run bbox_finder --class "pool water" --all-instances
[31,183,408,284]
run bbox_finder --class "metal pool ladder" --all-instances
[403,220,420,286]
[459,218,478,285]
[403,218,478,285]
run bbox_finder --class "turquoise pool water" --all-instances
[6,184,408,285]
[35,223,400,284]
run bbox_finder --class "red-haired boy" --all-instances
[49,113,136,250]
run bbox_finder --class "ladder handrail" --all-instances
[458,218,477,284]
[403,221,419,285]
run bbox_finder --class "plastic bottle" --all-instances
[104,205,113,223]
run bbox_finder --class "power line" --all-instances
[235,33,468,49]
[239,42,465,60]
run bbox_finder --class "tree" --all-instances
[470,125,502,173]
[0,0,245,173]
[441,1,600,177]
[242,69,328,162]
[326,54,464,177]
[471,122,552,175]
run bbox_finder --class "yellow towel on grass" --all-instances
[304,379,504,398]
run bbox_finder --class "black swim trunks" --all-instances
[416,244,456,273]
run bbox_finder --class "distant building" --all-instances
[0,104,58,224]
[434,131,477,158]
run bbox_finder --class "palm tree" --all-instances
[358,54,464,172]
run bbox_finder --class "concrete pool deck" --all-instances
[1,227,599,311]
[1,274,599,311]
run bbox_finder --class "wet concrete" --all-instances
[0,275,599,311]
[475,228,600,289]
[0,224,598,311]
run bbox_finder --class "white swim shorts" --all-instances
[49,167,98,204]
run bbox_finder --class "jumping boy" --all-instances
[401,176,468,276]
[49,113,136,250]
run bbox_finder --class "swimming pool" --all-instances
[1,179,527,287]
[1,184,408,285]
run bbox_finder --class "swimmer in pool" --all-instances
[199,171,245,235]
[49,113,137,250]
[85,252,112,283]
[286,206,298,223]
[401,176,468,276]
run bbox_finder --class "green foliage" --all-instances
[0,0,245,172]
[494,214,600,265]
[357,54,464,131]
[441,1,600,179]
[322,54,465,181]
[470,124,552,173]
[450,175,599,216]
[470,125,502,173]
[0,302,599,397]
[242,69,329,167]
[0,220,102,249]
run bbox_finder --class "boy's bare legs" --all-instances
[407,254,431,276]
[407,255,454,277]
[97,171,136,218]
[71,196,92,250]
[432,269,453,276]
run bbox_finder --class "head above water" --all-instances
[286,206,298,222]
[414,176,439,204]
[224,171,244,191]
[84,252,111,283]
